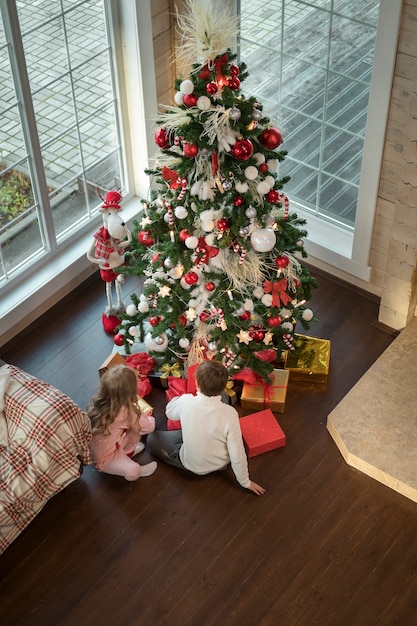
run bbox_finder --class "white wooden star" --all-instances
[185,307,197,321]
[140,215,153,228]
[159,285,171,298]
[236,329,252,344]
[263,331,273,345]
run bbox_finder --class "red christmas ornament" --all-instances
[259,127,283,150]
[179,314,187,326]
[198,65,211,80]
[239,310,251,321]
[149,316,162,326]
[229,64,240,77]
[234,196,245,207]
[267,315,282,328]
[275,254,289,269]
[249,325,265,342]
[184,271,199,285]
[183,93,198,107]
[199,310,211,322]
[231,139,254,160]
[151,253,160,263]
[154,127,170,149]
[228,77,241,91]
[138,230,154,246]
[217,218,230,232]
[183,142,199,158]
[266,189,279,203]
[259,163,269,173]
[205,281,216,292]
[179,229,191,242]
[206,82,218,95]
[113,333,125,346]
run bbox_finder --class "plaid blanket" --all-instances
[0,365,92,554]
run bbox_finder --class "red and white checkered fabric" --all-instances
[0,365,92,554]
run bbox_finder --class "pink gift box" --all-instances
[239,409,286,457]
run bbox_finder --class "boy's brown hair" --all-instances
[195,360,228,397]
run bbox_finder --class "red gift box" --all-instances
[239,409,286,457]
[165,378,188,430]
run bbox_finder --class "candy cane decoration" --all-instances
[283,333,295,351]
[165,201,174,227]
[224,348,236,368]
[215,307,225,328]
[277,193,290,220]
[177,178,187,201]
[232,242,247,264]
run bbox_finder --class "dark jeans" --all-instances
[146,429,187,470]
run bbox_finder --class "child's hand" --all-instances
[248,480,265,496]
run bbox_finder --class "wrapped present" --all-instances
[186,363,199,394]
[136,395,153,415]
[240,368,289,413]
[240,409,286,457]
[98,351,126,377]
[149,362,182,388]
[223,378,243,405]
[285,334,330,383]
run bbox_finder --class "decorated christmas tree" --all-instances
[116,0,318,381]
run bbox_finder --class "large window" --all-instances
[239,0,402,280]
[0,0,125,287]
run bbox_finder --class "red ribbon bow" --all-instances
[263,278,292,307]
[162,166,183,189]
[195,237,219,266]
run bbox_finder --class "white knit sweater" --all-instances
[165,391,250,488]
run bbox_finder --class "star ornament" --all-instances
[236,329,252,344]
[185,307,197,321]
[140,215,153,228]
[159,285,171,298]
[263,331,274,345]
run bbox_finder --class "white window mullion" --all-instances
[1,0,57,251]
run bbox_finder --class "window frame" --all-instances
[0,0,158,344]
[237,0,402,282]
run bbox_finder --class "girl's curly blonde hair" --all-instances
[87,365,140,435]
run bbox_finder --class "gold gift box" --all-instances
[241,369,289,413]
[98,352,126,377]
[285,334,330,383]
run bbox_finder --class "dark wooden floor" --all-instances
[1,271,416,626]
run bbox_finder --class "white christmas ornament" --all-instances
[280,308,292,319]
[197,95,211,110]
[302,308,314,321]
[235,181,249,193]
[243,299,254,311]
[250,228,276,252]
[245,206,257,219]
[254,152,266,165]
[180,79,194,94]
[138,301,149,313]
[179,337,190,349]
[245,165,258,181]
[128,326,138,336]
[256,181,270,195]
[253,286,264,299]
[261,294,273,307]
[265,175,275,188]
[175,206,188,219]
[174,91,184,105]
[125,304,137,317]
[144,331,169,351]
[267,159,278,172]
[281,321,294,332]
[185,236,199,249]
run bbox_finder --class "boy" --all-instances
[146,360,265,495]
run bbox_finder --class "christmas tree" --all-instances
[116,0,318,381]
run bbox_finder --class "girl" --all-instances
[87,365,157,480]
